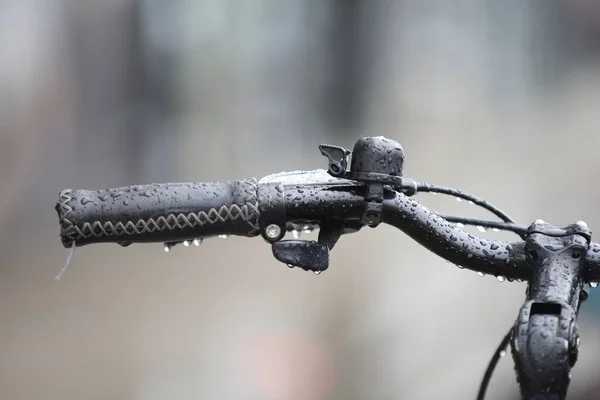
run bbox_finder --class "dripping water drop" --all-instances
[591,281,599,288]
[55,241,76,280]
[219,234,229,239]
[193,239,202,246]
[478,272,485,277]
[496,276,506,282]
[183,240,190,247]
[477,226,486,232]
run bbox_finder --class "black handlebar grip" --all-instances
[55,179,261,248]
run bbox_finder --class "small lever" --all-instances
[319,144,350,177]
[272,240,329,273]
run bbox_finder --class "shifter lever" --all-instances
[270,221,346,273]
[272,240,329,273]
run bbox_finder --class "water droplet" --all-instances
[193,239,202,246]
[287,264,294,268]
[183,240,190,247]
[450,235,457,241]
[456,197,462,202]
[490,243,499,250]
[456,223,465,228]
[313,271,321,275]
[219,234,229,239]
[292,230,300,239]
[497,276,506,282]
[478,272,485,277]
[499,350,506,357]
[591,281,599,288]
[468,200,474,205]
[123,200,129,206]
[164,245,171,252]
[457,265,464,269]
[302,225,313,234]
[477,226,486,232]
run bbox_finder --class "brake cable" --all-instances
[477,329,513,400]
[412,187,523,400]
[442,216,527,236]
[416,183,517,224]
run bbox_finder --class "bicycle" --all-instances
[55,136,599,400]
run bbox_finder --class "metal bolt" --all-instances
[265,224,282,240]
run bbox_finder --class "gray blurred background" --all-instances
[2,0,600,399]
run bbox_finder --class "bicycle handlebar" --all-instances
[54,136,600,400]
[57,173,600,283]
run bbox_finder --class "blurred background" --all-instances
[2,0,600,399]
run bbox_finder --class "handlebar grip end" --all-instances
[56,189,77,248]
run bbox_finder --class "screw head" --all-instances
[265,224,282,240]
[576,220,588,229]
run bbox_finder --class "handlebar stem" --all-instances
[511,221,590,399]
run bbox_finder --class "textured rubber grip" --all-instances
[56,179,260,247]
